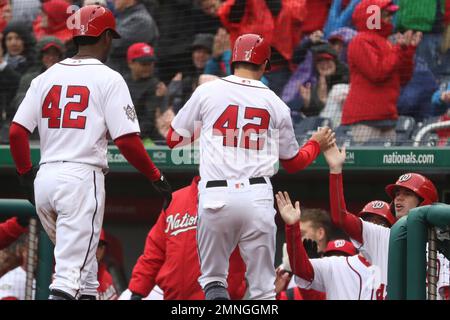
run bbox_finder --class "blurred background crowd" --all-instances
[0,0,449,147]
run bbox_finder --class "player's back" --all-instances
[175,75,298,181]
[13,58,138,169]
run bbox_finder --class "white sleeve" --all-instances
[103,78,141,140]
[276,103,299,160]
[12,79,39,133]
[171,87,202,138]
[437,253,449,300]
[352,220,390,265]
[294,258,331,292]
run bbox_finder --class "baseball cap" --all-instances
[191,33,214,53]
[315,53,336,62]
[127,42,156,63]
[384,2,399,13]
[323,239,357,257]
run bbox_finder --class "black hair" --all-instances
[73,35,102,47]
[231,61,263,73]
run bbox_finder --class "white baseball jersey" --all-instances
[352,220,450,300]
[351,220,390,300]
[118,287,163,300]
[0,267,35,300]
[294,255,379,300]
[171,75,299,181]
[13,58,140,169]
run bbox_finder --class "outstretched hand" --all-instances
[275,191,301,225]
[311,127,336,152]
[323,144,346,173]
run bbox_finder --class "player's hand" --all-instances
[274,266,292,294]
[310,126,336,152]
[323,144,346,174]
[152,173,172,210]
[17,167,37,206]
[130,292,143,300]
[303,238,320,259]
[275,191,301,225]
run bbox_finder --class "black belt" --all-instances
[206,177,266,188]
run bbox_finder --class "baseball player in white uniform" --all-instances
[324,144,449,300]
[9,6,171,300]
[167,33,335,300]
[276,191,380,300]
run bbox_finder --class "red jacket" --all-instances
[97,263,118,300]
[341,0,416,125]
[0,218,27,250]
[218,0,305,63]
[128,177,247,300]
[301,0,332,35]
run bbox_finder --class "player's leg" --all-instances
[197,187,240,300]
[48,163,105,299]
[238,184,277,300]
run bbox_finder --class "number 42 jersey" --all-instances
[171,75,300,181]
[12,58,140,169]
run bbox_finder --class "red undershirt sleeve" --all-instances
[285,222,315,282]
[114,134,160,181]
[9,122,33,175]
[280,140,320,173]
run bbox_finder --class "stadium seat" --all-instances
[334,125,353,147]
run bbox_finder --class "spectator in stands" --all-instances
[10,0,40,27]
[168,34,213,113]
[1,21,36,74]
[397,56,443,122]
[0,32,20,141]
[204,27,231,77]
[327,27,358,63]
[432,81,450,146]
[108,0,159,75]
[341,0,420,144]
[323,0,361,37]
[33,0,72,44]
[97,229,118,300]
[193,0,222,35]
[299,44,349,117]
[84,0,108,6]
[124,42,168,144]
[152,0,194,83]
[0,0,12,33]
[399,0,450,84]
[8,36,65,132]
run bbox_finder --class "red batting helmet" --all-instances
[385,173,438,206]
[359,200,396,227]
[323,240,357,257]
[231,34,271,70]
[71,5,120,39]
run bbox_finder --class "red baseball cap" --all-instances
[127,42,156,63]
[384,2,399,12]
[323,239,357,257]
[315,53,335,62]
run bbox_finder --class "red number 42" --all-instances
[42,85,90,129]
[213,105,270,150]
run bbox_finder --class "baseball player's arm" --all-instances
[324,144,363,242]
[114,133,161,181]
[128,211,167,297]
[329,173,363,243]
[280,140,320,173]
[0,217,27,250]
[9,122,33,175]
[285,222,314,282]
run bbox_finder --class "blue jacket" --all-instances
[432,82,450,112]
[324,0,362,37]
[397,57,445,121]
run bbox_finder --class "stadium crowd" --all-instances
[0,0,449,146]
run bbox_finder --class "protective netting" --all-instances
[0,0,448,146]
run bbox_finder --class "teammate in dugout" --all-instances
[8,5,172,300]
[0,217,28,250]
[167,33,336,300]
[276,191,380,300]
[127,176,247,300]
[324,144,449,300]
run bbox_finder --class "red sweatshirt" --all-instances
[0,218,27,250]
[341,0,416,125]
[128,177,247,300]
